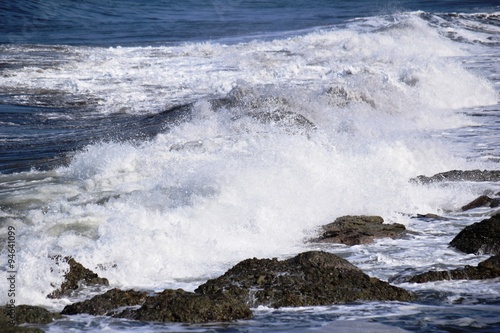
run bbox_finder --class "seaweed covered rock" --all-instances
[0,305,63,332]
[402,255,500,283]
[313,216,406,246]
[195,251,415,308]
[48,257,109,299]
[411,169,500,184]
[450,214,500,255]
[61,289,148,316]
[116,289,252,323]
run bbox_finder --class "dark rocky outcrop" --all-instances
[325,86,376,108]
[195,251,415,308]
[48,257,109,299]
[461,195,500,211]
[450,214,500,255]
[61,288,251,323]
[116,289,252,323]
[0,305,63,333]
[400,255,500,283]
[411,169,500,184]
[312,216,406,246]
[61,289,148,316]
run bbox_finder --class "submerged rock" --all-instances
[312,215,406,246]
[61,289,148,316]
[195,251,415,308]
[411,169,500,184]
[0,305,63,332]
[413,213,450,221]
[449,214,500,255]
[48,257,109,299]
[461,195,500,211]
[403,255,500,283]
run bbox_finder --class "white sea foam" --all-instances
[0,13,498,310]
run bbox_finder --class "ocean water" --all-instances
[0,1,499,332]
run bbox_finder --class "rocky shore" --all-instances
[4,169,499,332]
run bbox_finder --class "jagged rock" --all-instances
[195,251,415,308]
[399,255,500,283]
[61,289,148,316]
[413,213,449,221]
[450,214,500,255]
[48,257,109,299]
[116,289,252,323]
[411,169,500,184]
[312,216,406,246]
[461,195,500,211]
[0,305,62,333]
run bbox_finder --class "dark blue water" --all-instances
[0,0,498,46]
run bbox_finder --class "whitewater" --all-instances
[0,6,499,333]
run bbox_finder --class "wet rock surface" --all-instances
[48,257,109,299]
[411,169,500,184]
[61,288,251,323]
[0,305,63,333]
[399,255,500,283]
[195,251,415,308]
[312,215,406,246]
[0,326,44,333]
[412,213,450,221]
[61,289,148,316]
[450,214,500,255]
[461,195,500,211]
[116,289,253,323]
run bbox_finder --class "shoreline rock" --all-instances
[61,288,252,323]
[195,251,415,308]
[312,215,406,246]
[57,251,414,323]
[395,255,500,283]
[0,305,63,333]
[411,169,500,184]
[47,257,109,299]
[450,214,500,255]
[116,289,253,323]
[61,289,148,316]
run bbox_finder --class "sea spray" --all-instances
[0,12,498,333]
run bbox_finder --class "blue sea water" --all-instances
[1,1,500,332]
